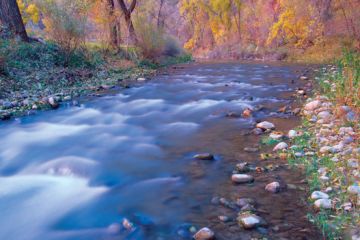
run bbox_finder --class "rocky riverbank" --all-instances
[191,64,359,240]
[252,66,360,239]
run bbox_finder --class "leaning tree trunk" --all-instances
[0,0,29,41]
[117,0,137,44]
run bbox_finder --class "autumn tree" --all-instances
[117,0,137,43]
[0,0,29,41]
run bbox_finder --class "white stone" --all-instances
[348,185,360,195]
[231,174,254,184]
[193,227,215,240]
[269,132,283,140]
[304,100,321,111]
[237,213,263,229]
[320,146,332,153]
[256,121,275,130]
[273,142,288,151]
[317,111,332,120]
[311,191,329,200]
[314,199,332,209]
[137,77,146,81]
[288,130,297,138]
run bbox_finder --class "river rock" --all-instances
[269,132,284,140]
[348,185,360,195]
[226,112,240,118]
[311,191,329,200]
[288,130,297,138]
[318,111,332,120]
[300,76,309,80]
[0,111,11,120]
[304,100,321,111]
[265,181,281,193]
[292,108,301,115]
[236,162,250,173]
[107,223,121,235]
[231,174,254,184]
[193,227,215,240]
[314,199,332,209]
[237,213,265,229]
[218,216,231,222]
[122,218,134,231]
[137,77,146,81]
[256,121,275,130]
[48,97,59,109]
[244,147,259,153]
[252,128,264,135]
[193,153,214,160]
[319,146,332,153]
[236,198,255,208]
[242,108,252,118]
[273,142,288,151]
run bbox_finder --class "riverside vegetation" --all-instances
[257,51,359,240]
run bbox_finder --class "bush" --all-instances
[36,0,89,66]
[134,16,165,60]
[163,36,183,57]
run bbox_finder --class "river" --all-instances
[0,62,321,240]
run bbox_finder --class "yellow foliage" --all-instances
[17,0,40,24]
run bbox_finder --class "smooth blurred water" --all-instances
[0,63,311,240]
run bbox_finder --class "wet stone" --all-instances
[193,227,215,240]
[237,213,265,229]
[193,153,214,160]
[231,174,254,184]
[236,198,255,208]
[265,181,281,193]
[256,121,275,130]
[244,147,259,153]
[236,162,250,173]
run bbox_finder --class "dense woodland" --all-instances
[0,0,359,61]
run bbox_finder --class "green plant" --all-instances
[36,0,91,66]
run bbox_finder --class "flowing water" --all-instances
[0,62,321,240]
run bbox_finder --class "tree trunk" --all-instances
[0,0,29,41]
[105,0,119,47]
[157,0,165,28]
[117,0,137,44]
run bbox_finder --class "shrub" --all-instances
[163,36,183,57]
[133,16,165,60]
[36,0,90,66]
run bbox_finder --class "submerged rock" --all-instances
[244,147,259,153]
[236,198,255,208]
[231,174,254,184]
[193,153,214,160]
[193,227,215,240]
